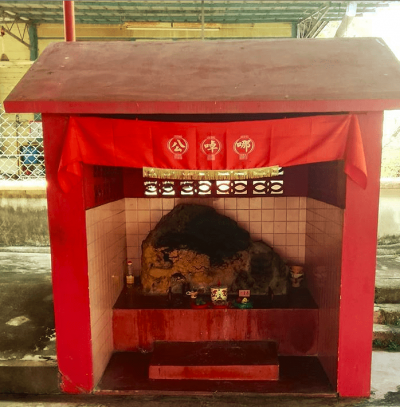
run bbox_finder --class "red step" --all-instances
[149,341,279,381]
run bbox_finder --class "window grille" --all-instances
[0,105,45,181]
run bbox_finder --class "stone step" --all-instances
[373,324,400,351]
[375,255,400,304]
[374,304,400,325]
[0,360,59,394]
[375,279,400,304]
[149,341,279,381]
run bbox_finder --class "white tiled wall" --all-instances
[305,197,344,386]
[86,199,126,387]
[86,195,307,384]
[126,196,307,266]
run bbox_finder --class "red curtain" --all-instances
[58,114,367,192]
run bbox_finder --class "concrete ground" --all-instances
[0,248,400,406]
[0,248,55,362]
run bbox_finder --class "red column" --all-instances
[42,114,93,393]
[337,111,383,397]
[63,1,76,42]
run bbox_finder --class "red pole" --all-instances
[63,1,76,42]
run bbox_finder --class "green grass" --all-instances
[387,341,400,352]
[378,234,400,246]
[0,206,49,246]
[373,338,400,352]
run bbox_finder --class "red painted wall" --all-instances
[113,309,318,356]
[337,112,383,397]
[83,164,124,209]
[42,114,93,393]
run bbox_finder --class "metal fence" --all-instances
[0,104,45,181]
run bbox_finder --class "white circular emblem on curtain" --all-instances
[201,136,221,161]
[167,135,189,160]
[234,135,255,160]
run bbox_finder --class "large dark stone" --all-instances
[152,204,252,265]
[141,203,289,295]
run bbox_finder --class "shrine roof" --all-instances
[5,38,400,114]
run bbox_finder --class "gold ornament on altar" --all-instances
[143,166,280,180]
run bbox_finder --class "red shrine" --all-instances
[5,38,400,397]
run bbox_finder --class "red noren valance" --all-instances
[58,114,367,192]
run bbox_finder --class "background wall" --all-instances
[378,182,400,237]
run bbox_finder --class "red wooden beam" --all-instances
[63,1,76,42]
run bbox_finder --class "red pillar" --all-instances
[42,114,93,393]
[63,1,76,42]
[337,111,383,397]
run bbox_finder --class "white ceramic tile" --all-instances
[262,222,274,234]
[262,210,274,222]
[287,197,300,209]
[237,198,250,210]
[138,198,150,210]
[286,234,299,246]
[261,198,274,209]
[286,245,299,259]
[162,199,175,210]
[224,198,237,210]
[262,233,274,245]
[249,197,262,210]
[287,222,299,234]
[238,221,250,231]
[274,209,286,222]
[211,197,223,210]
[249,210,262,222]
[274,234,286,246]
[125,210,138,223]
[150,210,163,223]
[87,199,126,389]
[126,234,139,247]
[132,258,141,270]
[299,245,306,260]
[237,210,250,222]
[126,222,138,235]
[138,222,151,235]
[225,209,236,219]
[150,199,162,210]
[287,210,299,222]
[138,210,151,223]
[250,222,262,234]
[274,197,287,209]
[299,209,307,222]
[274,222,286,234]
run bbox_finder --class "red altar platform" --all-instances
[5,38,400,397]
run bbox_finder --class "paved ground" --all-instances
[0,248,400,406]
[0,249,55,362]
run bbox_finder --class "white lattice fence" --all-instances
[0,104,44,180]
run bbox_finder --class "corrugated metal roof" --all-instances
[0,1,391,25]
